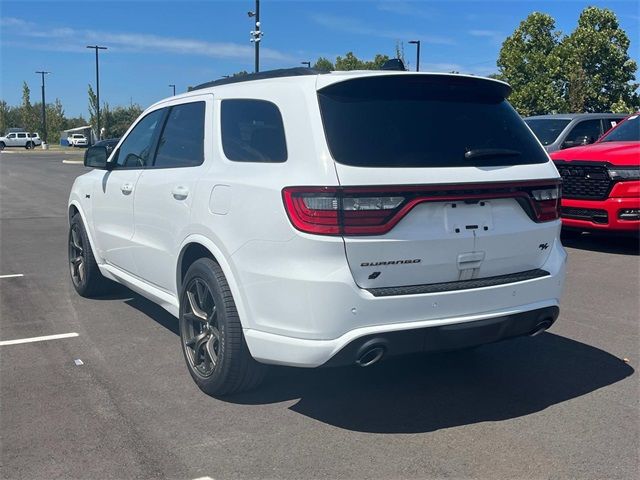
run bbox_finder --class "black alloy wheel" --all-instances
[181,277,221,377]
[68,222,86,288]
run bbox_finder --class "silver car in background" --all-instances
[524,113,625,152]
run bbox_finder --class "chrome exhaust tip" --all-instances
[356,345,386,367]
[530,319,553,337]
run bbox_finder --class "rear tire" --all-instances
[179,258,266,396]
[68,213,111,297]
[0,142,5,151]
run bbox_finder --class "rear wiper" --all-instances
[464,148,522,160]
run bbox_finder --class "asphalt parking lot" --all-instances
[1,151,638,480]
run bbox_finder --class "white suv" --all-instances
[68,69,566,395]
[0,131,42,149]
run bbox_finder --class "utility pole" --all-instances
[169,84,176,96]
[408,40,421,72]
[248,0,263,73]
[86,45,107,141]
[301,61,311,68]
[35,71,50,147]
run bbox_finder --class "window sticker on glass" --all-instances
[610,121,617,128]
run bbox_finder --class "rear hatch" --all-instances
[315,74,560,290]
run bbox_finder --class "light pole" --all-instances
[408,40,421,72]
[248,0,263,73]
[169,84,176,96]
[35,71,50,147]
[86,45,107,141]
[301,61,311,68]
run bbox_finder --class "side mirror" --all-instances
[84,145,111,169]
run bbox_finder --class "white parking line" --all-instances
[62,159,84,164]
[0,273,24,279]
[0,332,79,346]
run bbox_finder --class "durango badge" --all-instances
[361,259,422,267]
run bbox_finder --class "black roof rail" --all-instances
[190,67,329,91]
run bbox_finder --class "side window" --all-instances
[8,134,15,138]
[17,133,26,139]
[563,120,602,147]
[115,109,165,168]
[221,99,287,162]
[153,101,205,168]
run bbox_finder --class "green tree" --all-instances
[20,81,39,132]
[88,84,98,128]
[496,12,566,116]
[558,7,639,112]
[313,57,334,71]
[46,99,67,143]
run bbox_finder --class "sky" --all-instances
[1,0,638,117]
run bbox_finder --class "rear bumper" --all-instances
[322,306,559,367]
[245,304,559,368]
[561,196,640,232]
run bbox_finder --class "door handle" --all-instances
[120,183,133,195]
[172,185,189,200]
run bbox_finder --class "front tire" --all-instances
[179,258,266,396]
[68,213,111,297]
[0,142,5,150]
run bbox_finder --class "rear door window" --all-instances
[318,75,548,167]
[221,99,287,162]
[153,101,205,168]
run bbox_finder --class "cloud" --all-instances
[468,29,504,45]
[0,17,294,63]
[311,13,455,45]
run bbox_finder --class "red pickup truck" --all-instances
[550,113,639,233]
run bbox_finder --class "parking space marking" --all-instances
[62,159,84,164]
[192,477,215,480]
[0,332,79,346]
[0,273,24,279]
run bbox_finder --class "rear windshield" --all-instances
[524,119,571,146]
[318,75,548,168]
[599,114,640,143]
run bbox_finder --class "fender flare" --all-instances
[68,199,104,265]
[176,234,252,329]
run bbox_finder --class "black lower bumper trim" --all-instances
[366,269,550,297]
[322,306,559,368]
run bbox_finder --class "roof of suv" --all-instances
[525,113,625,120]
[167,68,511,110]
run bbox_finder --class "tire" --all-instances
[179,258,266,396]
[68,213,111,297]
[0,142,5,151]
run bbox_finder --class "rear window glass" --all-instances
[525,119,571,145]
[221,99,287,162]
[318,75,548,168]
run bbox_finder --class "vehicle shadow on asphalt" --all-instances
[561,231,639,255]
[101,287,635,435]
[225,333,634,434]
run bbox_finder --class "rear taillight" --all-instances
[530,186,561,222]
[283,181,561,236]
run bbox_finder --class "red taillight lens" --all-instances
[283,187,406,235]
[530,186,561,222]
[283,181,561,236]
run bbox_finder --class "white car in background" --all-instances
[0,132,42,150]
[68,68,566,396]
[68,133,88,147]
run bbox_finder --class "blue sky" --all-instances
[1,0,638,117]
